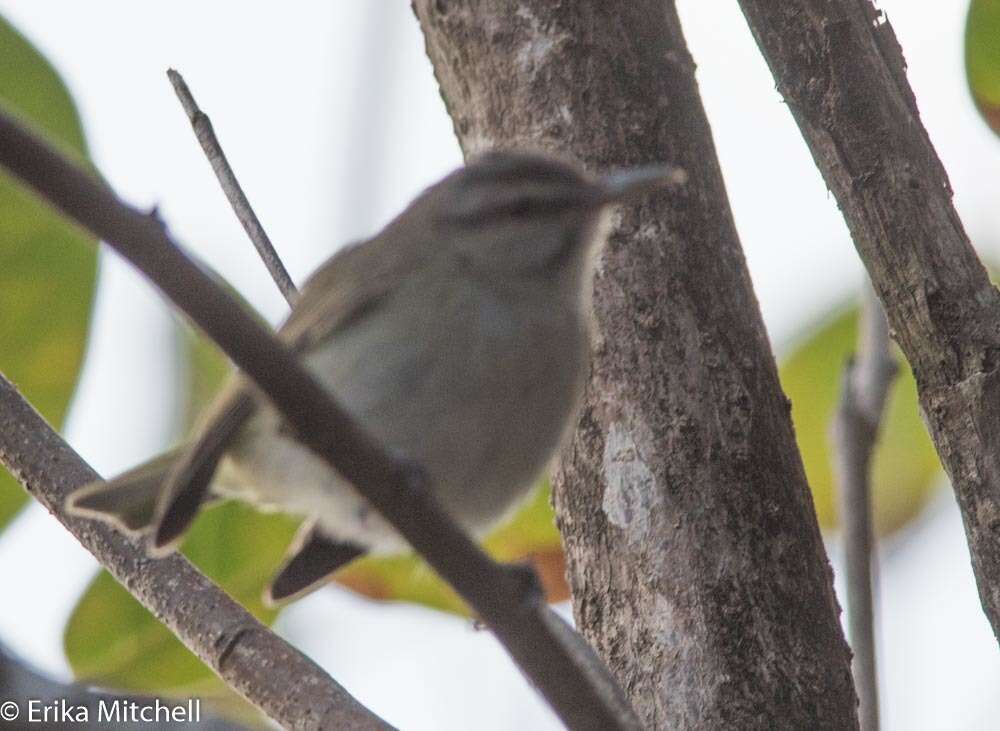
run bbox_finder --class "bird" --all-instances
[66,150,681,605]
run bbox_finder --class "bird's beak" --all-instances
[596,164,687,204]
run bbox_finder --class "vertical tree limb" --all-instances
[737,0,1000,642]
[833,284,898,731]
[413,2,858,728]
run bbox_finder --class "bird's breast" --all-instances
[317,276,588,530]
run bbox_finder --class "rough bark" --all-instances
[737,1,1000,642]
[413,2,858,729]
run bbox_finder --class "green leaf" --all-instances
[181,323,232,428]
[966,0,1000,134]
[67,507,297,727]
[65,500,298,693]
[780,305,942,535]
[66,326,297,699]
[336,480,568,615]
[0,16,97,530]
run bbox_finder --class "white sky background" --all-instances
[0,1,998,729]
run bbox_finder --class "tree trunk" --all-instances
[413,2,858,728]
[738,0,1000,644]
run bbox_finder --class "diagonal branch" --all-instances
[0,373,389,730]
[167,68,297,306]
[737,0,1000,642]
[832,283,898,731]
[0,107,640,731]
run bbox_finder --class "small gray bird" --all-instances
[67,151,679,604]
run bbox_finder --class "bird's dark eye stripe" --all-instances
[442,186,583,223]
[500,190,580,216]
[464,152,586,188]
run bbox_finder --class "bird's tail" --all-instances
[65,450,178,536]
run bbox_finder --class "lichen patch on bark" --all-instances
[601,421,656,542]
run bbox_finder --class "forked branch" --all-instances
[833,284,898,731]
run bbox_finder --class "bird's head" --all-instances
[419,151,684,285]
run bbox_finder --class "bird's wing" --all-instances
[151,382,256,552]
[277,230,421,350]
[152,231,427,548]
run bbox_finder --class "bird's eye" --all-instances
[506,197,533,217]
[443,192,536,223]
[502,190,581,218]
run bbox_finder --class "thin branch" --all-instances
[0,641,247,730]
[167,69,297,306]
[737,1,1000,642]
[0,373,389,730]
[832,283,898,731]
[0,107,640,731]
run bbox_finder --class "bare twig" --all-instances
[737,1,1000,642]
[167,69,297,306]
[0,107,640,731]
[0,374,389,730]
[833,283,898,731]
